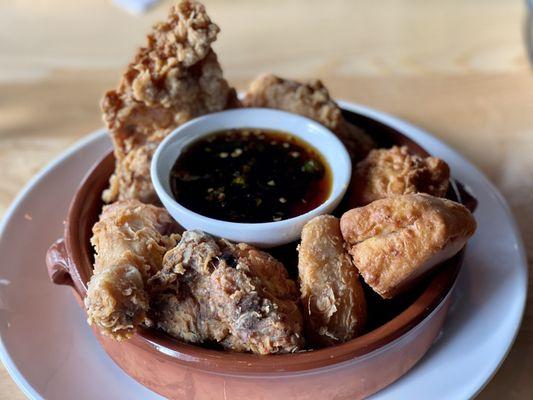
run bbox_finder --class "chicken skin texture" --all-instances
[350,146,450,206]
[242,74,374,162]
[340,194,476,298]
[101,1,238,204]
[148,230,304,354]
[298,215,366,347]
[105,142,160,205]
[85,200,180,340]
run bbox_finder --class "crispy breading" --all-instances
[103,142,160,205]
[350,146,450,206]
[101,1,238,203]
[340,194,476,298]
[85,200,180,340]
[242,74,374,161]
[298,215,366,347]
[148,230,304,354]
[243,75,341,131]
[212,242,304,353]
[149,230,228,344]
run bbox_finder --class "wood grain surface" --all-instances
[0,0,531,398]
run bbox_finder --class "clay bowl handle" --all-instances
[46,238,75,288]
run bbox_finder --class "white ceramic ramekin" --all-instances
[151,108,351,247]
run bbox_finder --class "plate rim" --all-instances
[0,101,527,399]
[0,129,107,400]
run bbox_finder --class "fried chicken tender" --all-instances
[148,230,304,354]
[340,194,476,298]
[85,200,180,340]
[101,1,238,204]
[350,146,450,206]
[242,74,374,161]
[298,215,366,347]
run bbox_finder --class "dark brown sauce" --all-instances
[170,128,332,223]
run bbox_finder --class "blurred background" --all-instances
[0,0,531,398]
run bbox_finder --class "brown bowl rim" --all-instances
[62,109,466,374]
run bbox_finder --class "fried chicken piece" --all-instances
[242,74,374,161]
[350,146,450,206]
[103,142,160,205]
[85,200,180,340]
[101,1,238,203]
[340,194,476,298]
[150,292,228,344]
[148,230,304,354]
[211,242,304,353]
[298,215,366,347]
[149,231,228,344]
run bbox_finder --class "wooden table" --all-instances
[0,0,531,398]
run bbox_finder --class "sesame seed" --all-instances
[231,148,243,157]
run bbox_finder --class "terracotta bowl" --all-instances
[45,109,476,400]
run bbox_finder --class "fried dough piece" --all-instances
[340,194,476,298]
[85,200,180,340]
[101,1,238,203]
[149,230,304,354]
[298,215,366,347]
[350,146,450,206]
[242,74,374,161]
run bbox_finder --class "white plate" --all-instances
[0,103,527,400]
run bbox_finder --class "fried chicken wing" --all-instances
[350,146,450,206]
[298,215,366,347]
[340,194,476,298]
[85,200,180,340]
[242,74,374,161]
[101,1,238,204]
[148,230,304,354]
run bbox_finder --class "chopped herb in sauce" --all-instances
[170,128,331,223]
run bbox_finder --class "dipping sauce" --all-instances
[170,128,332,223]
